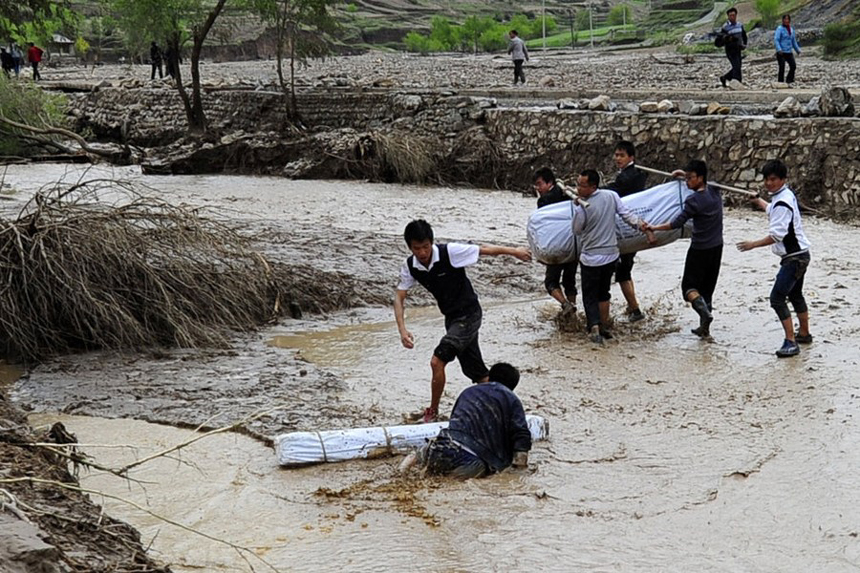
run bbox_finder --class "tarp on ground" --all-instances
[275,414,549,467]
[527,180,694,265]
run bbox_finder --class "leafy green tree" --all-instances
[110,0,230,135]
[607,4,632,26]
[755,0,781,28]
[0,76,68,156]
[575,9,590,32]
[249,0,338,123]
[478,24,507,52]
[1,1,78,47]
[429,16,457,50]
[461,15,494,54]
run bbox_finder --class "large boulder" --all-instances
[818,87,855,117]
[639,101,659,113]
[588,94,612,111]
[538,75,556,88]
[774,96,803,118]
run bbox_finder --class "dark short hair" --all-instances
[580,169,600,188]
[761,159,788,179]
[510,29,518,36]
[404,219,433,245]
[489,362,520,391]
[615,140,636,157]
[685,159,708,180]
[534,167,555,184]
[782,14,791,20]
[727,7,737,15]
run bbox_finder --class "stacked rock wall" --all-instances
[484,109,860,210]
[68,87,860,213]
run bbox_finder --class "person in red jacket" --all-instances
[27,43,43,81]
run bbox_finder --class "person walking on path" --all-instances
[26,42,43,81]
[399,362,532,479]
[737,160,812,358]
[150,42,163,80]
[1,48,13,79]
[534,167,578,316]
[394,219,531,423]
[645,160,723,338]
[605,141,648,323]
[718,7,747,87]
[774,14,801,85]
[572,170,649,344]
[10,43,23,78]
[507,30,529,86]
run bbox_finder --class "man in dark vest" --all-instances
[394,219,531,423]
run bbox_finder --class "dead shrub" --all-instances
[0,179,281,361]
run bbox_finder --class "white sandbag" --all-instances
[527,180,694,264]
[275,414,550,467]
[526,200,579,265]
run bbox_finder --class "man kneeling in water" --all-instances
[400,362,531,479]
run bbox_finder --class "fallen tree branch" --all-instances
[115,406,285,476]
[0,115,120,160]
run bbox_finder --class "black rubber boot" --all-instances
[690,296,713,337]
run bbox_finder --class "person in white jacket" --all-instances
[737,160,812,358]
[507,30,529,86]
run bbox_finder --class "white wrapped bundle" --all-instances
[527,180,694,264]
[275,414,550,467]
[526,200,579,265]
[616,180,694,254]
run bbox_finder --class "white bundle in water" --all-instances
[527,180,694,265]
[275,414,549,467]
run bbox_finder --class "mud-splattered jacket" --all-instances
[444,382,531,473]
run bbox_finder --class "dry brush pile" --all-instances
[0,178,282,362]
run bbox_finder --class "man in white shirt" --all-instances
[737,159,812,357]
[394,219,531,422]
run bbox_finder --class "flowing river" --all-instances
[3,164,859,572]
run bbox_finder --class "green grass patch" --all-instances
[823,16,860,58]
[524,24,635,48]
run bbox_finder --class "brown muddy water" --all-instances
[4,165,860,572]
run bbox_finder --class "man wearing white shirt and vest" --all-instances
[572,170,649,344]
[394,219,531,422]
[737,160,812,357]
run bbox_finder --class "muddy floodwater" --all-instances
[5,165,860,572]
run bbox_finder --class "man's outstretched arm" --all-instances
[478,244,531,262]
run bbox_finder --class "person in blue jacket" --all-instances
[774,14,801,84]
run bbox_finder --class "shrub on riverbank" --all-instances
[0,77,68,158]
[823,14,860,58]
[0,180,282,361]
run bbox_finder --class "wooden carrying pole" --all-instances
[635,164,758,197]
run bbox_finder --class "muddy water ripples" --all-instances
[5,164,860,572]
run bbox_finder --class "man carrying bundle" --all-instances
[645,160,724,338]
[605,141,648,323]
[534,167,578,315]
[572,170,649,344]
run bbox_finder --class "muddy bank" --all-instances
[0,387,171,572]
[6,167,860,571]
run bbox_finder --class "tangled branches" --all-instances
[0,178,280,361]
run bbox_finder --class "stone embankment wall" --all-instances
[484,110,860,211]
[68,88,860,214]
